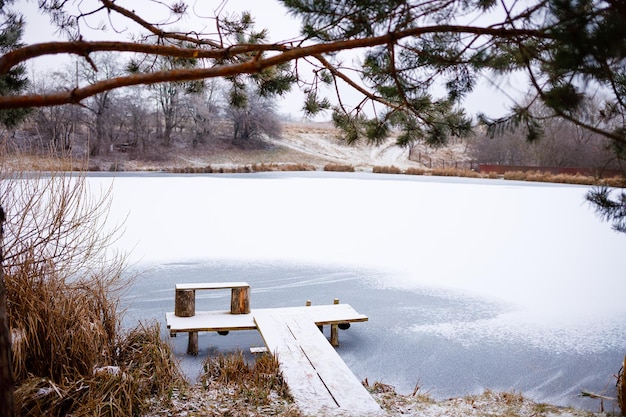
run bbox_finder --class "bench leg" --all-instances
[330,324,339,347]
[330,298,340,346]
[187,331,198,355]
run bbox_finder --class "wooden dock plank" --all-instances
[166,311,256,333]
[175,282,249,290]
[254,310,385,416]
[166,304,368,333]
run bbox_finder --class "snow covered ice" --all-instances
[89,171,626,410]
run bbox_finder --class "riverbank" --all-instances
[144,380,616,416]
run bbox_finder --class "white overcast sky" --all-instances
[16,0,520,119]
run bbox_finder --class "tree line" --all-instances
[469,101,624,171]
[11,53,283,159]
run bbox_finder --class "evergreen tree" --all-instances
[0,1,29,127]
[0,2,29,414]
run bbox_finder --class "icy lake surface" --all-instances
[88,172,626,410]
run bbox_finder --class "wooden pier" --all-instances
[165,282,385,416]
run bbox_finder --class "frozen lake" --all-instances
[89,172,626,411]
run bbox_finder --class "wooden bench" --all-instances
[173,282,250,354]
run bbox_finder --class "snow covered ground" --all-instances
[89,171,626,412]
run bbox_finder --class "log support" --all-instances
[175,289,195,317]
[230,286,250,314]
[175,289,198,354]
[187,331,198,355]
[330,298,340,347]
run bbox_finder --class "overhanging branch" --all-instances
[0,25,547,109]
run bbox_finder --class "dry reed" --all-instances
[404,167,429,176]
[619,355,625,416]
[373,165,402,174]
[169,162,316,174]
[431,167,482,178]
[324,163,355,172]
[13,322,183,417]
[1,157,184,417]
[201,351,292,405]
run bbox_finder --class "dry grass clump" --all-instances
[201,351,292,405]
[115,322,184,399]
[1,164,184,417]
[7,259,118,383]
[170,165,250,174]
[404,167,429,176]
[143,351,303,417]
[324,163,355,172]
[6,252,184,417]
[169,162,317,174]
[598,176,626,188]
[501,170,626,187]
[251,162,316,172]
[13,322,183,417]
[0,153,89,172]
[504,170,540,181]
[431,167,482,178]
[373,165,403,174]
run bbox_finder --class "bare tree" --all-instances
[118,86,154,153]
[77,54,126,156]
[187,80,221,146]
[26,72,80,154]
[226,83,282,142]
[471,101,621,169]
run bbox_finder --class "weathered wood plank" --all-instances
[175,282,249,290]
[166,311,256,333]
[254,311,384,416]
[166,304,368,333]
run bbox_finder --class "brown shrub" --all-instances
[7,260,118,382]
[404,167,429,176]
[14,322,183,417]
[432,167,482,178]
[373,165,402,174]
[1,165,183,417]
[503,171,529,181]
[324,163,355,172]
[202,351,291,405]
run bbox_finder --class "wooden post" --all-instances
[175,289,197,354]
[187,331,198,355]
[331,298,339,346]
[175,289,195,317]
[230,286,250,314]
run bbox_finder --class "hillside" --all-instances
[81,121,473,172]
